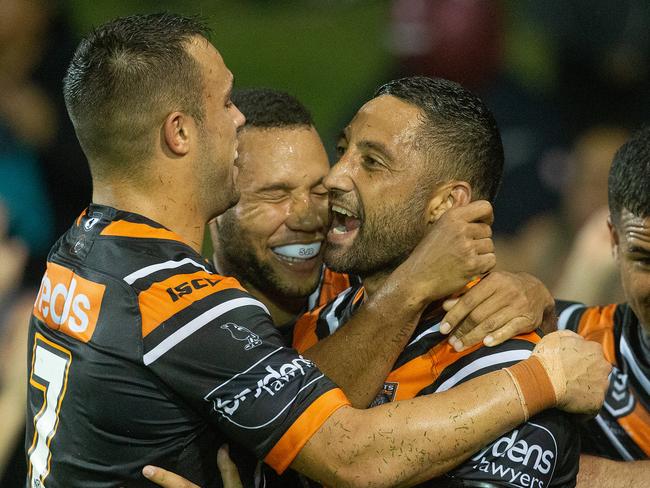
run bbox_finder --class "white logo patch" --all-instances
[462,422,558,487]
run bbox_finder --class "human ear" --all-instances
[163,112,191,156]
[426,181,472,223]
[607,216,620,261]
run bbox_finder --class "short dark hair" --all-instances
[608,126,650,222]
[374,76,504,202]
[63,12,210,179]
[231,88,314,129]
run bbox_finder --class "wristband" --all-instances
[504,356,556,421]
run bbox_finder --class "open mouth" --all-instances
[271,242,322,263]
[330,204,361,235]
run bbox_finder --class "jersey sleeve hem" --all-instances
[264,387,351,474]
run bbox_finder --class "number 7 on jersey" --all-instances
[27,333,72,487]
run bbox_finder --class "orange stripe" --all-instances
[352,287,365,303]
[318,269,352,307]
[387,354,437,401]
[432,331,541,380]
[577,305,617,364]
[619,400,650,456]
[293,308,322,353]
[101,220,190,246]
[75,208,88,226]
[139,272,244,337]
[264,388,350,474]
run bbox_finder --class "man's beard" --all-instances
[325,190,429,279]
[217,212,321,299]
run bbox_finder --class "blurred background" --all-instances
[1,0,649,483]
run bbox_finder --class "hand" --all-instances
[143,445,243,488]
[532,330,610,415]
[440,271,555,351]
[396,200,495,307]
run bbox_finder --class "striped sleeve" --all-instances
[130,261,350,470]
[556,301,618,364]
[555,299,587,332]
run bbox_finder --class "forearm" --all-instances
[577,455,650,487]
[294,368,538,487]
[303,273,426,408]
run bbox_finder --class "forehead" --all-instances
[186,36,231,89]
[237,126,329,188]
[346,95,423,146]
[618,209,650,248]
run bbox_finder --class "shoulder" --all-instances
[432,332,540,393]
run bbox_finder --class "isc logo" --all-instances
[33,262,106,343]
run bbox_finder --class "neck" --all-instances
[93,179,205,253]
[212,252,307,328]
[245,282,308,329]
[361,270,392,298]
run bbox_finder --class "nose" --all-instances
[232,102,246,129]
[285,193,326,233]
[324,155,354,194]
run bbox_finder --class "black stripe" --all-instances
[585,409,647,460]
[314,285,361,340]
[419,338,536,396]
[393,314,445,370]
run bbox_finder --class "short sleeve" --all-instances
[141,283,350,471]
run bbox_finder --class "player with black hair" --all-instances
[556,126,650,485]
[209,88,352,333]
[26,14,609,487]
[292,76,586,487]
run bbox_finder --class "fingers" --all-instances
[441,287,493,335]
[480,317,532,347]
[452,307,516,348]
[217,445,243,488]
[466,222,493,240]
[453,200,494,225]
[142,466,199,488]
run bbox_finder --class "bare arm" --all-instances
[303,201,496,407]
[576,455,650,488]
[294,332,611,488]
[145,331,609,488]
[293,368,527,487]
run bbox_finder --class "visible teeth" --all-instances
[332,226,346,234]
[332,205,356,217]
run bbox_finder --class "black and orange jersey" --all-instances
[306,267,357,311]
[25,204,350,488]
[557,301,650,460]
[293,285,580,488]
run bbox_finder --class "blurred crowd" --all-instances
[1,0,649,483]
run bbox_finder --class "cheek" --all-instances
[621,267,650,305]
[238,204,288,245]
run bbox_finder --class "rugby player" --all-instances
[146,77,601,488]
[26,14,609,487]
[208,88,564,486]
[213,88,557,348]
[288,76,586,486]
[555,126,650,485]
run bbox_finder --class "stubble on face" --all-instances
[217,210,321,299]
[325,183,430,279]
